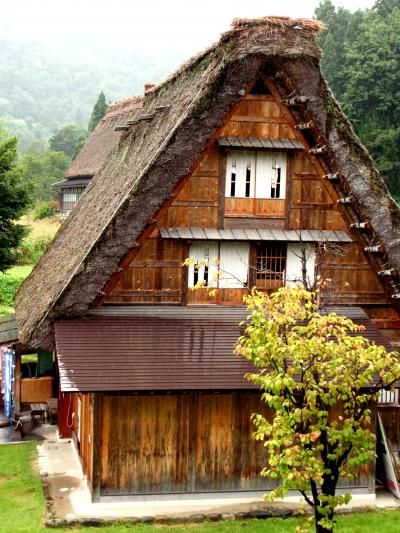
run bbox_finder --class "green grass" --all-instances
[1,442,400,532]
[0,265,34,316]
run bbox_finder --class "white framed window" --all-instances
[188,241,250,288]
[225,151,287,200]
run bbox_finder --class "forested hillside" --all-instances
[0,39,177,149]
[315,0,400,199]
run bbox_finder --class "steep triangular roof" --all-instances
[15,16,400,349]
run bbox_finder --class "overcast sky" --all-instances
[2,0,376,59]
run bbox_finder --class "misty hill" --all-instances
[0,38,180,149]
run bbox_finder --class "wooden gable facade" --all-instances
[100,78,387,309]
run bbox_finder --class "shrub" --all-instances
[0,273,25,306]
[31,201,56,220]
[15,234,53,265]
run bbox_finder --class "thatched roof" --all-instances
[15,16,400,349]
[64,95,143,179]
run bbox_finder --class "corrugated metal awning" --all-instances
[217,137,304,149]
[160,228,352,243]
[55,306,391,392]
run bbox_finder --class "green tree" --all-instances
[315,0,400,199]
[315,0,363,99]
[88,91,107,133]
[48,124,87,159]
[236,285,400,533]
[0,126,32,271]
[21,147,71,203]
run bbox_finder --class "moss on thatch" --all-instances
[15,16,400,349]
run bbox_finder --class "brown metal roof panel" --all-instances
[55,315,255,392]
[55,306,392,392]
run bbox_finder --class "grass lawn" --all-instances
[1,442,400,532]
[0,265,34,317]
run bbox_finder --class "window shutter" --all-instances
[218,242,250,288]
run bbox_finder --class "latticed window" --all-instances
[256,242,286,289]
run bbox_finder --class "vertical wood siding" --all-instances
[96,392,373,496]
[99,392,271,495]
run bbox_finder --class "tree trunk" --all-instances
[313,476,337,533]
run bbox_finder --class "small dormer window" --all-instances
[225,151,286,200]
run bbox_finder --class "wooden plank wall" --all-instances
[99,392,271,495]
[102,85,389,308]
[79,393,94,483]
[96,392,373,496]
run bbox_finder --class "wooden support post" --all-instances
[282,95,313,106]
[379,268,397,276]
[365,245,384,253]
[337,196,354,204]
[350,222,372,229]
[309,145,328,155]
[294,120,314,130]
[323,173,339,181]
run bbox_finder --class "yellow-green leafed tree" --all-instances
[236,285,400,533]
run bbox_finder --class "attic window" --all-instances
[225,151,287,200]
[249,78,271,95]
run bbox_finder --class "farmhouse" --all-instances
[15,16,400,499]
